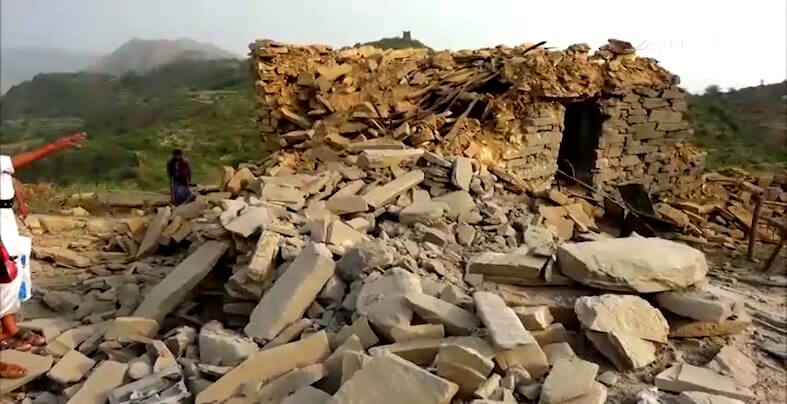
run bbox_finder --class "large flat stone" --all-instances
[585,331,656,370]
[494,343,550,379]
[47,350,96,384]
[224,207,271,237]
[357,149,424,169]
[245,243,335,340]
[557,381,607,404]
[196,331,331,404]
[363,170,424,209]
[667,312,751,338]
[253,363,326,402]
[485,284,595,328]
[66,360,128,404]
[247,230,281,282]
[0,351,53,394]
[557,237,707,293]
[134,241,228,322]
[399,201,449,225]
[369,337,494,366]
[136,207,171,258]
[405,292,480,336]
[356,268,422,337]
[655,363,754,402]
[707,346,757,388]
[332,353,458,404]
[432,191,476,220]
[655,284,742,322]
[47,322,109,356]
[452,157,473,191]
[539,358,598,404]
[575,294,669,343]
[18,317,80,341]
[473,292,535,349]
[676,391,745,404]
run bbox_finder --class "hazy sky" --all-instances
[2,0,785,93]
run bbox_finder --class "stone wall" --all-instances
[594,86,705,196]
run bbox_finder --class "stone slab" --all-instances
[0,350,53,394]
[473,291,535,349]
[406,292,480,336]
[363,170,424,208]
[47,350,96,384]
[575,294,669,343]
[539,358,599,404]
[245,243,335,340]
[196,331,331,404]
[67,360,128,404]
[134,241,228,321]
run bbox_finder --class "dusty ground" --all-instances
[16,213,787,403]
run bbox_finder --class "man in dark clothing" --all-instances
[167,149,192,205]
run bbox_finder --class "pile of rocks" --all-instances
[4,141,760,403]
[249,38,704,196]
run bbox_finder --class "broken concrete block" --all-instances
[452,157,473,191]
[436,348,490,396]
[134,241,228,322]
[433,191,476,219]
[473,291,535,349]
[356,268,422,336]
[655,284,742,322]
[263,319,314,350]
[399,201,449,224]
[391,324,445,342]
[539,357,599,404]
[227,167,255,194]
[406,292,480,336]
[513,306,554,331]
[262,182,306,204]
[334,316,380,350]
[67,360,128,404]
[0,351,53,394]
[136,207,171,258]
[199,320,258,366]
[494,343,550,379]
[326,195,369,215]
[224,207,271,237]
[655,363,754,402]
[245,243,335,340]
[707,346,757,387]
[104,317,159,340]
[676,391,745,404]
[341,351,373,386]
[542,343,576,366]
[281,386,332,404]
[585,330,656,370]
[474,374,501,399]
[369,337,493,367]
[48,322,109,356]
[47,350,96,384]
[326,220,365,248]
[253,363,326,403]
[363,170,424,208]
[247,230,281,282]
[531,323,570,346]
[196,331,330,404]
[558,237,707,293]
[332,353,459,404]
[467,252,546,283]
[575,294,669,343]
[357,149,424,169]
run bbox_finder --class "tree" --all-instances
[704,84,721,95]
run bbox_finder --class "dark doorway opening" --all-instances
[557,100,603,184]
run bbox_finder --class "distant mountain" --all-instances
[0,47,100,94]
[85,38,239,76]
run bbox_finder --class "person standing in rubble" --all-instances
[0,132,87,379]
[167,149,192,206]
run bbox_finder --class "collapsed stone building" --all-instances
[249,38,705,197]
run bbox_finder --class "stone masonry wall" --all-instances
[593,85,705,196]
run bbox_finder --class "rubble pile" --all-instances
[2,39,779,403]
[7,149,765,403]
[658,168,787,248]
[249,39,705,196]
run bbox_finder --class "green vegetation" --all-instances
[1,58,265,189]
[354,33,431,50]
[686,81,786,169]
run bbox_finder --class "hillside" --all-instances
[687,81,787,168]
[0,47,100,94]
[85,38,239,76]
[1,58,263,188]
